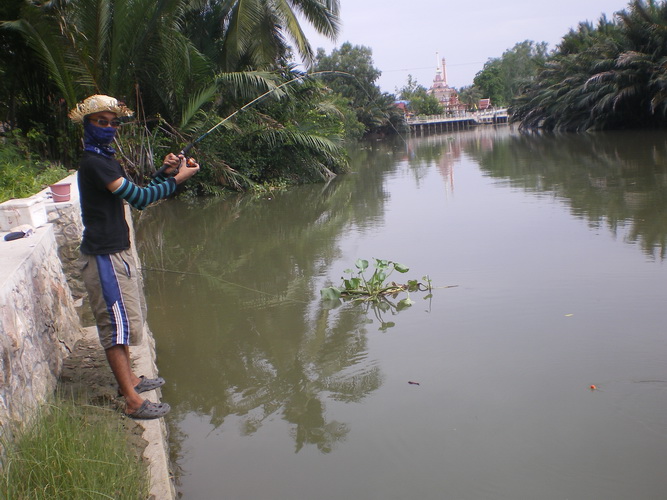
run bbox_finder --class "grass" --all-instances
[0,396,148,500]
[0,139,69,203]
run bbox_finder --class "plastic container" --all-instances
[0,197,48,231]
[50,183,71,202]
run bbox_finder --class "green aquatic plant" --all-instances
[320,258,431,310]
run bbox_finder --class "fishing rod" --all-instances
[153,70,406,178]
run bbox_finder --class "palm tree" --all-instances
[185,0,340,72]
[512,0,667,131]
[3,0,212,124]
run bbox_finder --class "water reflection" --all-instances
[137,129,667,450]
[405,128,667,259]
[135,127,667,498]
[136,151,400,454]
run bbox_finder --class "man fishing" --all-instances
[70,94,199,419]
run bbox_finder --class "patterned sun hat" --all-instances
[68,94,134,123]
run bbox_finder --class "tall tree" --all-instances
[313,42,400,135]
[457,85,483,109]
[191,0,341,71]
[511,0,667,131]
[473,60,504,105]
[473,40,548,106]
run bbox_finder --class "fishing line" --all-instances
[142,266,310,304]
[153,69,407,177]
[144,266,454,300]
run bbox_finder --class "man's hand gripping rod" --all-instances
[152,143,196,178]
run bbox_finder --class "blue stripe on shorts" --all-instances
[95,254,130,345]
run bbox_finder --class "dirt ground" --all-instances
[57,332,148,460]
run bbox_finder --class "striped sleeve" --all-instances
[112,177,177,210]
[149,171,171,187]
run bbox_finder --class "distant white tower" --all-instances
[429,52,457,107]
[434,52,448,87]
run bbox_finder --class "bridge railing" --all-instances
[406,108,508,125]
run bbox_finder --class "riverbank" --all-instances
[58,326,174,500]
[0,175,174,499]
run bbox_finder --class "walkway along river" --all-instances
[136,126,667,500]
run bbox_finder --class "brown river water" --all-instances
[136,126,667,500]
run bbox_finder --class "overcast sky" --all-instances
[299,0,632,94]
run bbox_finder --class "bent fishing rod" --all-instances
[153,70,362,178]
[153,69,408,177]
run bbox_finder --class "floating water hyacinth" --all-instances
[320,258,431,309]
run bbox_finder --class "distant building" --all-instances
[428,55,466,113]
[393,100,409,113]
[478,98,492,110]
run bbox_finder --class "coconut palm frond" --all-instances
[274,0,313,64]
[313,100,345,118]
[616,50,653,68]
[612,84,642,109]
[2,17,78,106]
[650,90,667,113]
[216,71,283,101]
[290,0,340,40]
[218,0,340,70]
[180,83,218,130]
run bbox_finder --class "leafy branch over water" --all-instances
[320,258,432,310]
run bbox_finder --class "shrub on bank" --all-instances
[0,136,69,203]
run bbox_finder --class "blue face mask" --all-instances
[83,120,117,157]
[84,120,117,145]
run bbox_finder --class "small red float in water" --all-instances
[590,385,597,390]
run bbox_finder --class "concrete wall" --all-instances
[44,174,86,303]
[0,186,81,439]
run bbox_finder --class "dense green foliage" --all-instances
[0,134,68,202]
[456,85,483,109]
[472,40,549,107]
[313,42,403,137]
[0,396,148,499]
[0,0,360,190]
[511,0,667,131]
[183,0,340,72]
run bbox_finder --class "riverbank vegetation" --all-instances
[0,134,68,203]
[313,43,405,138]
[0,395,147,499]
[462,41,549,108]
[512,0,667,131]
[455,0,667,132]
[0,0,403,195]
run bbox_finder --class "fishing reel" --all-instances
[152,144,196,178]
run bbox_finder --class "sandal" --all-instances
[124,400,171,420]
[134,375,165,393]
[118,375,165,396]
